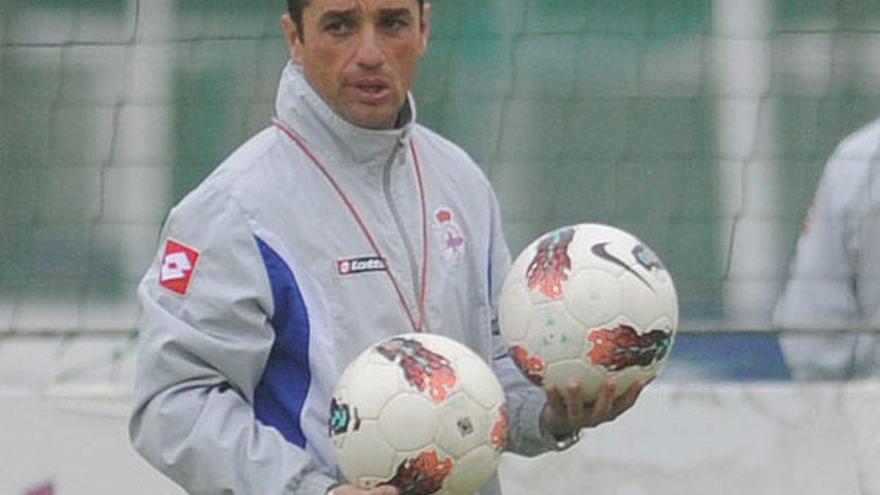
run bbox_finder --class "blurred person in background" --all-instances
[128,1,648,494]
[773,117,880,494]
[773,118,880,381]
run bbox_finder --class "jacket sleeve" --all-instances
[129,185,337,495]
[773,139,864,380]
[484,187,560,456]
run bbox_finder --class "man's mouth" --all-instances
[357,84,386,94]
[350,79,392,104]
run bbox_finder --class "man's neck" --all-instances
[393,100,412,129]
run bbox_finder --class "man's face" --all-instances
[283,0,430,130]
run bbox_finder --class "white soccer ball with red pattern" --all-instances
[329,333,507,495]
[499,223,678,401]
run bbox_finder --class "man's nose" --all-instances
[354,27,384,69]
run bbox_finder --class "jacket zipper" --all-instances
[383,138,424,329]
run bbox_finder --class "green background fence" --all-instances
[2,0,880,331]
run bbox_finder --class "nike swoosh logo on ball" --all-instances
[590,242,655,292]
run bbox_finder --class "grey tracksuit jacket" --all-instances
[774,117,880,380]
[130,61,557,495]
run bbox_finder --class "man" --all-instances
[773,118,880,494]
[773,117,880,381]
[129,1,647,494]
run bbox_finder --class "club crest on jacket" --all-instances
[433,207,465,262]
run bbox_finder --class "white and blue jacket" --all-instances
[129,62,556,495]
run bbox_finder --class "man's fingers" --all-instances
[565,381,585,422]
[545,385,567,414]
[589,378,616,422]
[372,485,400,495]
[332,484,399,495]
[612,376,652,416]
[546,375,653,431]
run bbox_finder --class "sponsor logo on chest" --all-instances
[337,256,387,276]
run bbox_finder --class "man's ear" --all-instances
[418,3,432,56]
[281,13,304,63]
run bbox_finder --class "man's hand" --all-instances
[541,376,652,440]
[331,484,399,495]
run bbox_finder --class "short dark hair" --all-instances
[287,0,425,36]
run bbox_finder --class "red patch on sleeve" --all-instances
[159,239,200,295]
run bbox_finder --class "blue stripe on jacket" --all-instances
[253,236,311,448]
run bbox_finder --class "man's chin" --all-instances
[343,107,400,130]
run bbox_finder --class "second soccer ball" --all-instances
[329,333,508,495]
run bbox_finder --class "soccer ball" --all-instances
[329,333,508,495]
[498,223,678,400]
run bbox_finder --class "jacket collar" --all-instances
[274,61,416,167]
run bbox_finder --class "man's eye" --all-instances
[326,20,355,35]
[381,17,408,31]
